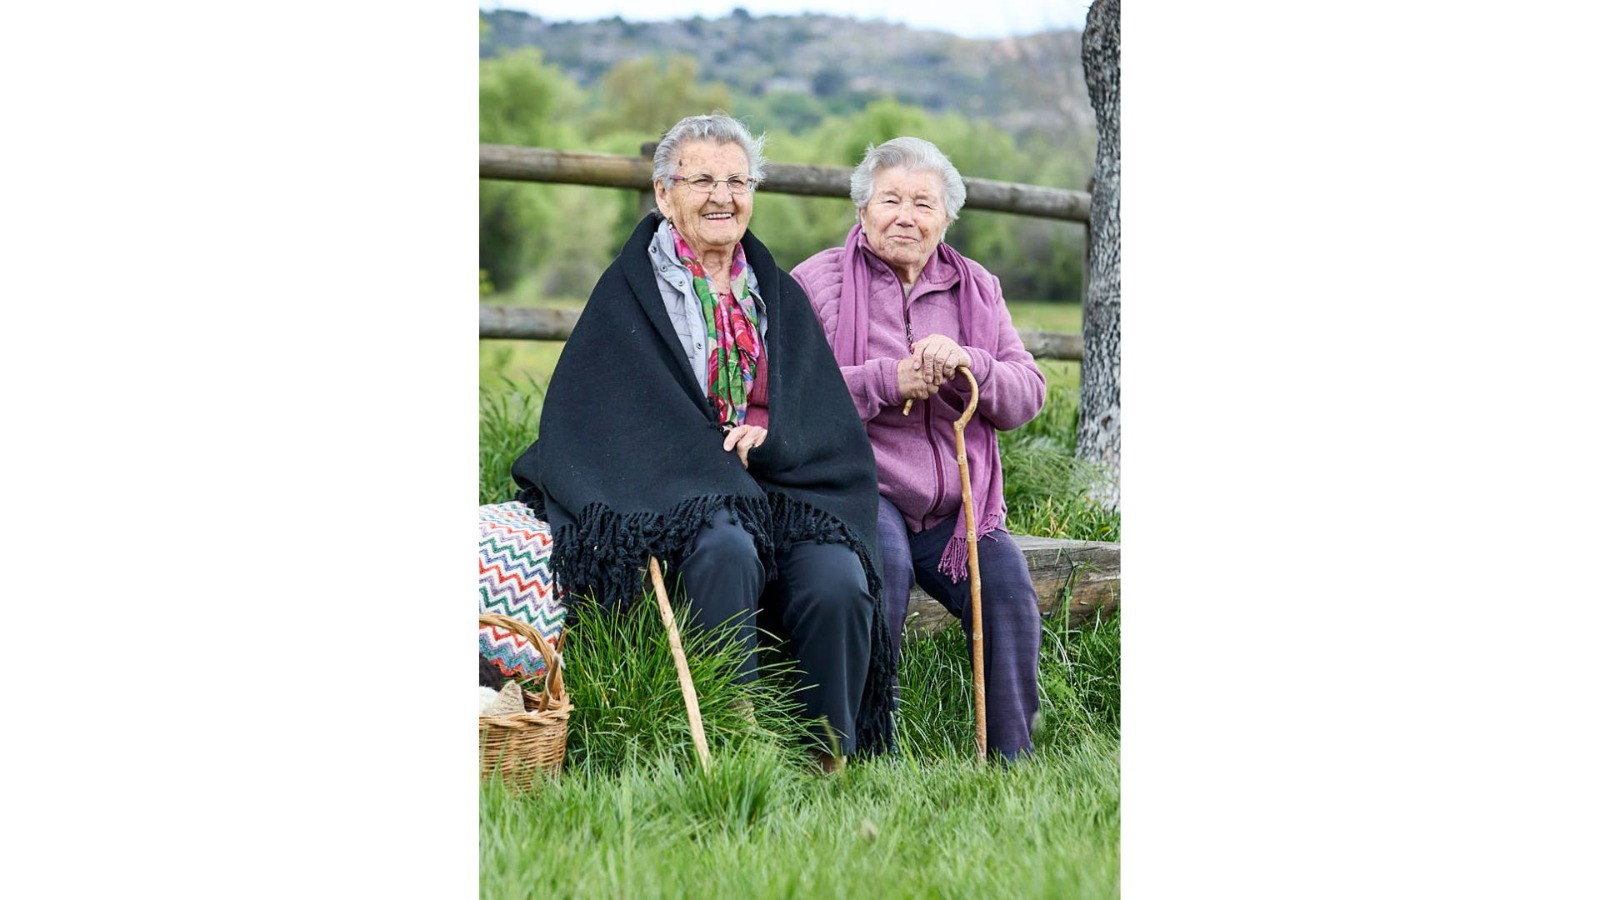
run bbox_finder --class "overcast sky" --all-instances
[479,0,1089,40]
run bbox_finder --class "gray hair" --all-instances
[652,113,767,184]
[848,136,966,220]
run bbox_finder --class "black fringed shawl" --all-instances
[512,213,896,755]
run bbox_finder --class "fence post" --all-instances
[639,142,658,219]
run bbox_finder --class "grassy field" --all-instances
[480,605,1121,899]
[479,297,1119,898]
[482,736,1120,898]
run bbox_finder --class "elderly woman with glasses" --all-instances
[511,114,895,768]
[792,136,1047,762]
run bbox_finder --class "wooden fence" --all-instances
[478,144,1119,625]
[479,144,1088,361]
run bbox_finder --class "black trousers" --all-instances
[673,509,873,754]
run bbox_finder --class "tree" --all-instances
[811,98,932,166]
[479,49,580,295]
[759,90,827,133]
[1077,0,1120,505]
[810,65,848,100]
[588,55,734,138]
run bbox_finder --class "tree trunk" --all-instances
[1078,0,1121,507]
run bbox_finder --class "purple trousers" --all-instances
[877,496,1041,758]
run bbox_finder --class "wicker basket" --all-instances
[479,613,572,791]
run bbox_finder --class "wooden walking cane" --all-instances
[950,366,988,762]
[903,366,989,761]
[648,556,712,773]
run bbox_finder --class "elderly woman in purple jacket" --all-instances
[792,136,1047,761]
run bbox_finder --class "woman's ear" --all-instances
[654,180,674,223]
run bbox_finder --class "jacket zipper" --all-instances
[904,295,945,527]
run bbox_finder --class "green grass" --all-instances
[1006,299,1081,333]
[481,608,1121,898]
[479,377,546,506]
[558,600,816,774]
[481,737,1119,898]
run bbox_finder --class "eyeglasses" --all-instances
[670,174,759,195]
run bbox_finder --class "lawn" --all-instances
[480,608,1121,899]
[482,735,1120,898]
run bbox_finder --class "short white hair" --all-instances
[849,136,966,220]
[652,113,767,183]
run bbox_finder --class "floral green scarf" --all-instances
[672,228,763,427]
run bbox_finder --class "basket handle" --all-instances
[479,613,566,711]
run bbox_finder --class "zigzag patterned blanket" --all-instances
[479,501,565,678]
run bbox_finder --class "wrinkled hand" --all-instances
[722,424,768,469]
[910,334,972,387]
[896,356,936,402]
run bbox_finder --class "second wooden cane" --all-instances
[648,556,711,772]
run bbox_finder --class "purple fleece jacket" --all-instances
[793,241,1046,539]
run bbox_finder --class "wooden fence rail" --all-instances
[479,143,1088,361]
[480,144,1092,222]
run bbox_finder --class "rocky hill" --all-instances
[479,8,1094,147]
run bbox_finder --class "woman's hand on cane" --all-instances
[901,336,972,414]
[912,334,971,386]
[896,357,936,406]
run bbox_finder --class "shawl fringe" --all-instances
[541,494,773,611]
